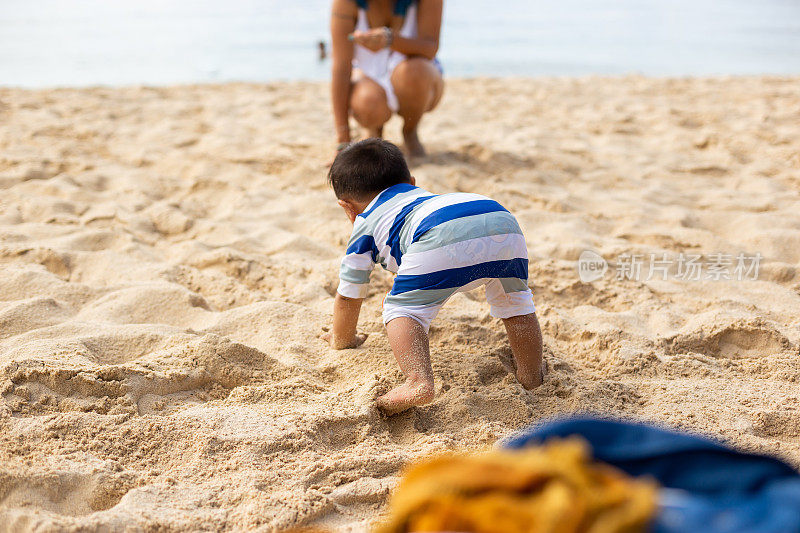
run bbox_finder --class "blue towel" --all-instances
[503,416,800,533]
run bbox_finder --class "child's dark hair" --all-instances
[328,138,412,199]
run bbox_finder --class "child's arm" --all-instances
[330,214,374,349]
[326,293,368,349]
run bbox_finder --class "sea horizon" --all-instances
[1,0,799,88]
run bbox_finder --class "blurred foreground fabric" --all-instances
[376,438,657,533]
[504,417,800,533]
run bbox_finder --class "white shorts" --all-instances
[382,277,535,333]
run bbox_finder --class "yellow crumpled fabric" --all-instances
[374,438,658,533]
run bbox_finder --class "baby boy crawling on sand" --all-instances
[323,139,544,414]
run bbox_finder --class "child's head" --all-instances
[328,138,412,202]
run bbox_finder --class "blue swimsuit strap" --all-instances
[353,0,415,16]
[393,0,414,15]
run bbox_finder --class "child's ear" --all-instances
[337,199,359,223]
[409,176,416,186]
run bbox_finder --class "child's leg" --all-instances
[502,313,544,390]
[376,317,435,414]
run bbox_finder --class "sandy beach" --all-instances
[1,76,799,531]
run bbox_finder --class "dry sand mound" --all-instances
[0,77,799,531]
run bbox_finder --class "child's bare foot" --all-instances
[379,317,434,414]
[516,370,542,390]
[376,378,434,415]
[516,357,547,390]
[502,313,544,390]
[402,128,426,158]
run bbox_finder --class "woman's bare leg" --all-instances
[502,313,544,389]
[391,58,444,157]
[376,317,435,414]
[350,77,392,138]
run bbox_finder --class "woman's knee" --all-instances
[350,82,392,127]
[392,58,438,97]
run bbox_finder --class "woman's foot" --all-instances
[402,127,426,158]
[392,57,443,158]
[376,378,434,415]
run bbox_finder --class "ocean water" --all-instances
[1,0,799,87]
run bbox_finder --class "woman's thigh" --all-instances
[391,58,444,113]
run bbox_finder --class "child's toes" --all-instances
[517,372,543,390]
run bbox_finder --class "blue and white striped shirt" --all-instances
[337,183,530,307]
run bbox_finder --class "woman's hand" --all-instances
[350,28,389,52]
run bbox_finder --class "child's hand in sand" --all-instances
[321,330,368,350]
[325,294,367,349]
